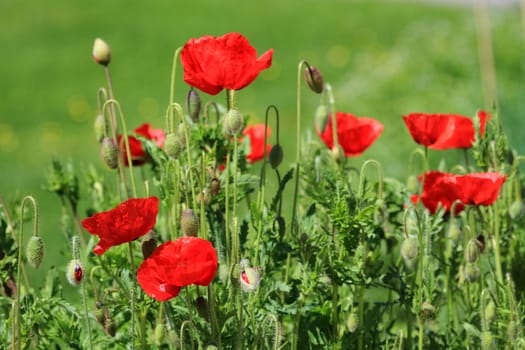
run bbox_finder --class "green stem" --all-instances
[169,47,182,106]
[357,285,365,350]
[208,285,221,348]
[128,242,137,350]
[80,268,94,350]
[491,203,504,286]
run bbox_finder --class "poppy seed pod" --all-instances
[164,133,184,159]
[66,259,84,286]
[187,88,202,123]
[100,137,119,169]
[223,108,244,136]
[304,66,324,94]
[26,236,45,268]
[269,144,283,169]
[181,209,199,237]
[465,239,480,263]
[94,114,107,142]
[93,38,111,66]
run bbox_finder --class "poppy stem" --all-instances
[128,241,138,349]
[169,47,182,106]
[324,83,339,154]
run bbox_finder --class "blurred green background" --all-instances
[1,0,525,282]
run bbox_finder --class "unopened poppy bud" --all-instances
[480,331,494,350]
[507,320,520,340]
[314,104,329,132]
[420,301,435,320]
[269,144,283,169]
[465,239,480,263]
[196,189,212,206]
[195,296,209,321]
[447,221,461,241]
[141,230,157,259]
[346,312,359,333]
[154,323,166,346]
[100,137,119,169]
[509,200,524,220]
[94,114,107,142]
[464,263,480,282]
[406,175,419,193]
[187,88,202,123]
[164,133,184,159]
[26,236,45,268]
[304,65,324,94]
[209,177,221,197]
[181,209,199,237]
[484,300,496,324]
[94,301,105,324]
[93,38,111,66]
[104,315,116,337]
[239,260,261,292]
[66,259,83,286]
[400,236,418,262]
[177,122,189,145]
[223,108,244,136]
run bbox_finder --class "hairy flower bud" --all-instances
[164,133,184,159]
[93,38,111,66]
[100,137,119,169]
[509,200,524,220]
[269,144,283,169]
[239,259,261,292]
[223,108,244,136]
[26,236,45,268]
[447,220,461,242]
[154,323,166,346]
[104,315,116,337]
[465,239,480,263]
[66,259,84,286]
[507,320,520,340]
[464,263,480,282]
[181,209,199,237]
[420,301,436,320]
[484,300,496,324]
[406,175,419,193]
[346,312,359,333]
[187,88,202,123]
[94,114,107,142]
[304,65,324,94]
[401,236,418,262]
[480,331,495,350]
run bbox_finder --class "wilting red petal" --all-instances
[181,32,273,95]
[456,172,506,206]
[317,112,383,156]
[243,124,271,163]
[137,257,181,301]
[134,123,166,148]
[82,197,159,255]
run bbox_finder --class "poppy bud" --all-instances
[206,346,218,350]
[420,301,435,320]
[314,104,329,132]
[94,301,105,324]
[507,320,519,340]
[464,263,480,282]
[164,133,184,159]
[187,88,202,123]
[104,315,117,337]
[209,177,221,197]
[484,300,496,324]
[331,147,341,162]
[509,200,524,220]
[304,66,324,94]
[94,114,107,142]
[447,221,461,242]
[181,209,199,237]
[346,312,359,333]
[93,38,111,66]
[141,230,157,259]
[223,108,244,136]
[480,331,494,350]
[269,144,283,169]
[26,236,45,268]
[400,236,418,262]
[66,259,83,286]
[465,239,480,263]
[406,175,419,193]
[154,323,166,346]
[168,329,179,345]
[196,189,212,206]
[239,260,261,292]
[100,137,119,169]
[177,122,189,145]
[195,296,209,321]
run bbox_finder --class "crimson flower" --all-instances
[317,112,383,156]
[242,124,271,163]
[119,123,166,166]
[417,171,464,215]
[180,32,273,95]
[137,237,218,302]
[403,111,489,150]
[456,172,506,206]
[82,196,159,255]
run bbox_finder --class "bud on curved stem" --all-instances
[93,38,111,66]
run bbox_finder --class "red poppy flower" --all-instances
[82,196,160,255]
[180,32,274,95]
[317,112,383,156]
[403,112,490,150]
[119,123,166,166]
[137,237,218,302]
[456,172,506,206]
[242,124,271,163]
[418,171,464,215]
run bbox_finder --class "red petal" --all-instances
[138,257,181,301]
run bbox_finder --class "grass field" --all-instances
[1,0,525,280]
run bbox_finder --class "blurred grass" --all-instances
[1,0,525,284]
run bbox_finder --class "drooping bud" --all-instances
[223,108,244,136]
[26,236,45,268]
[66,259,84,286]
[177,122,189,145]
[509,200,524,220]
[154,323,166,346]
[93,38,111,66]
[346,312,359,333]
[195,296,209,321]
[100,137,119,169]
[104,314,116,337]
[420,301,436,320]
[507,319,520,340]
[406,175,419,193]
[304,65,324,94]
[400,236,419,263]
[477,234,486,254]
[196,189,212,206]
[187,88,202,123]
[94,301,105,324]
[269,144,283,169]
[484,300,496,324]
[164,133,184,159]
[464,263,480,282]
[314,104,329,133]
[209,177,221,197]
[181,209,199,237]
[141,230,157,259]
[447,220,461,242]
[465,239,480,263]
[94,114,108,142]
